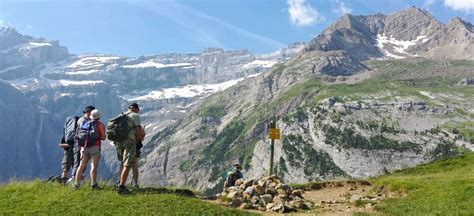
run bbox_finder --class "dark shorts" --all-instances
[61,148,74,172]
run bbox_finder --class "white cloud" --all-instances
[26,25,32,29]
[444,0,474,13]
[0,20,4,26]
[332,0,352,15]
[287,0,325,27]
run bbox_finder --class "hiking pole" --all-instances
[267,120,280,176]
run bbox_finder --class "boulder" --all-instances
[243,179,254,188]
[239,184,246,190]
[252,185,265,195]
[272,203,285,213]
[226,191,238,199]
[289,200,304,209]
[265,186,276,195]
[260,194,273,204]
[242,193,252,199]
[266,203,276,210]
[291,189,303,198]
[235,178,244,186]
[277,189,287,196]
[244,187,255,195]
[273,196,283,204]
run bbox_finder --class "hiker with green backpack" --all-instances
[74,109,106,190]
[107,103,145,194]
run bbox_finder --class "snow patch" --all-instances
[243,60,278,69]
[55,80,105,87]
[28,42,52,47]
[127,78,244,101]
[0,65,22,74]
[58,93,73,97]
[376,34,430,59]
[122,60,193,69]
[67,56,121,69]
[64,69,100,75]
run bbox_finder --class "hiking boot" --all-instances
[91,184,103,190]
[117,185,131,195]
[59,177,68,184]
[73,184,80,191]
[66,178,74,184]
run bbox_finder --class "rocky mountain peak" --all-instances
[304,6,473,61]
[0,27,31,49]
[447,17,473,32]
[203,47,224,53]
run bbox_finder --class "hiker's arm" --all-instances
[58,132,68,148]
[136,125,145,141]
[99,123,106,141]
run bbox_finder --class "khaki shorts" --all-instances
[116,139,136,167]
[81,146,101,158]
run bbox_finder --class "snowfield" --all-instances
[243,60,278,69]
[122,60,193,69]
[55,80,105,87]
[126,72,262,101]
[376,34,430,59]
[127,78,244,101]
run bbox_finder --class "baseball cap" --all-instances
[83,105,95,113]
[128,103,139,110]
[91,110,101,120]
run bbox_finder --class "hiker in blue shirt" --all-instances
[223,162,244,191]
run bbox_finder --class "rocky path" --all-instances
[207,180,400,215]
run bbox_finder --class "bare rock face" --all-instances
[0,81,62,181]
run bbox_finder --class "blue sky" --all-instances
[0,0,472,57]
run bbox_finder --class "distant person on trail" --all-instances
[223,162,244,191]
[114,103,145,194]
[74,109,106,190]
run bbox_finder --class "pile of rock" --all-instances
[216,175,312,213]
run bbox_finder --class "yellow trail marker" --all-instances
[268,128,281,140]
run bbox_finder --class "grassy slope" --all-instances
[373,153,474,215]
[0,181,254,215]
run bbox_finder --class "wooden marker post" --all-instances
[267,121,280,176]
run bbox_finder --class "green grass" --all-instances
[373,153,474,215]
[0,181,255,215]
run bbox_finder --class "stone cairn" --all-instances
[216,175,313,213]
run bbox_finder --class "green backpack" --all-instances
[107,113,133,142]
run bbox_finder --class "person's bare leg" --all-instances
[132,158,139,186]
[75,155,89,185]
[118,163,123,184]
[61,170,67,178]
[90,155,100,185]
[120,165,131,186]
